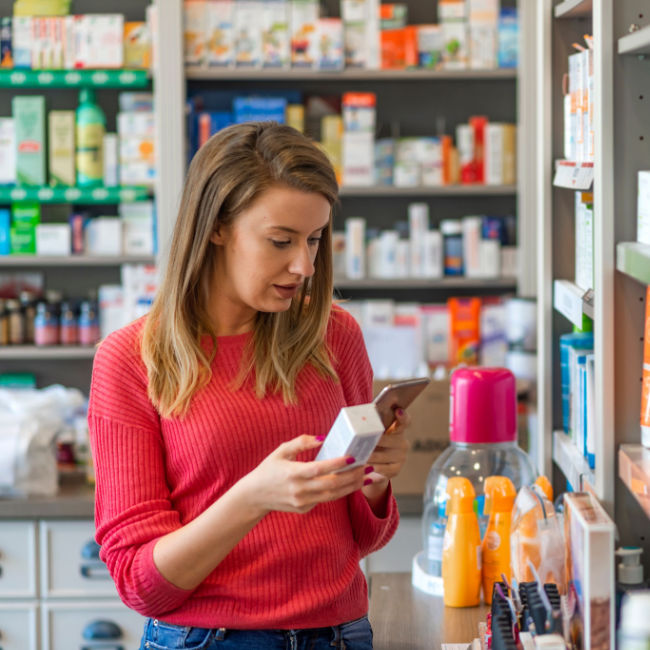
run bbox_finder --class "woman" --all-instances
[89,122,410,649]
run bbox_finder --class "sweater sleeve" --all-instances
[329,307,400,557]
[88,325,194,617]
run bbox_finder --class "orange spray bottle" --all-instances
[481,476,516,604]
[534,475,553,502]
[442,477,481,607]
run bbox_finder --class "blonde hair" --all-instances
[141,122,339,418]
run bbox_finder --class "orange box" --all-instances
[448,297,481,365]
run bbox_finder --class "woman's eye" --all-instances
[271,240,291,248]
[308,238,321,247]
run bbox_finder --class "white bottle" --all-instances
[619,591,650,650]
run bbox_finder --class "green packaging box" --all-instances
[11,202,40,226]
[10,225,36,253]
[48,110,75,186]
[12,95,46,186]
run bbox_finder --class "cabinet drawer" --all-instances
[42,601,145,650]
[0,602,39,650]
[39,521,117,599]
[0,521,38,598]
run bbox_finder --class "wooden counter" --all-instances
[369,573,487,649]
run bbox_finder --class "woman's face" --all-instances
[209,185,331,330]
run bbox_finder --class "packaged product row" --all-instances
[0,91,155,188]
[335,207,517,281]
[0,201,155,257]
[184,0,517,71]
[0,11,152,70]
[0,263,157,346]
[342,295,536,381]
[189,90,516,187]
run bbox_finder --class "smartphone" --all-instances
[373,377,431,429]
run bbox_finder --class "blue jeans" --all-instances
[139,615,373,649]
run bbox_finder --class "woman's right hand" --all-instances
[240,435,370,515]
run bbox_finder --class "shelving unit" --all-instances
[0,255,155,267]
[553,279,594,326]
[0,69,149,88]
[553,430,596,491]
[334,277,517,290]
[618,444,650,517]
[616,242,650,285]
[338,185,517,197]
[0,186,151,204]
[554,0,593,19]
[0,346,96,360]
[618,24,650,56]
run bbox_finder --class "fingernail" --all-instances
[346,456,356,465]
[364,478,373,486]
[315,435,325,442]
[364,466,374,474]
[396,408,404,417]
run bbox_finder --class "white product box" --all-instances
[637,171,650,245]
[377,230,399,278]
[234,0,262,67]
[119,136,155,164]
[85,15,124,68]
[206,0,235,67]
[501,245,518,277]
[469,22,497,69]
[485,123,505,185]
[12,17,32,68]
[343,133,375,186]
[341,0,379,69]
[35,224,71,256]
[439,0,468,69]
[462,216,483,277]
[575,191,594,291]
[290,0,319,68]
[421,304,449,365]
[119,201,155,221]
[261,0,290,68]
[342,93,376,133]
[395,239,410,277]
[480,302,508,367]
[315,404,385,471]
[118,112,155,138]
[0,118,16,185]
[478,239,501,277]
[408,203,429,277]
[423,230,443,279]
[122,220,154,256]
[362,300,394,327]
[184,0,207,65]
[98,284,126,338]
[103,133,119,188]
[394,161,421,187]
[564,492,615,650]
[317,18,343,70]
[345,217,366,279]
[120,161,155,186]
[85,217,122,256]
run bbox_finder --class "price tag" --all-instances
[553,161,594,190]
[554,280,587,328]
[91,188,109,201]
[64,188,81,201]
[37,188,54,201]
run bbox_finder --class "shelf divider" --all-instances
[618,25,650,56]
[618,444,650,519]
[0,255,156,267]
[554,0,593,19]
[0,346,96,360]
[553,279,594,327]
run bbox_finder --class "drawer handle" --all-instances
[80,539,102,560]
[82,619,122,640]
[80,563,111,580]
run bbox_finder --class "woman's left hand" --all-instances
[362,408,410,502]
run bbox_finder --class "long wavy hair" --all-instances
[141,122,339,418]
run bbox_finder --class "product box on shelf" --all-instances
[35,223,70,256]
[124,21,151,69]
[575,191,594,292]
[12,16,31,68]
[0,17,12,68]
[262,0,290,68]
[184,0,207,65]
[317,18,343,70]
[417,24,443,69]
[235,0,263,68]
[342,0,380,69]
[468,0,498,69]
[497,7,517,68]
[372,378,450,495]
[290,0,319,68]
[85,217,122,256]
[439,0,468,70]
[76,14,124,69]
[205,0,235,67]
[48,110,75,187]
[564,492,615,650]
[342,92,376,186]
[0,118,16,185]
[13,95,46,186]
[0,209,9,255]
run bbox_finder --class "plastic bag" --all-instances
[0,385,84,497]
[510,484,567,593]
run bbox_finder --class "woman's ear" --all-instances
[210,224,226,245]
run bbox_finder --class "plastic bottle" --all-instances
[422,368,536,582]
[424,501,447,576]
[619,591,650,650]
[534,475,553,502]
[481,475,516,604]
[615,547,649,628]
[76,88,105,187]
[442,476,481,608]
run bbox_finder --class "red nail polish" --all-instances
[364,466,374,474]
[315,435,325,442]
[396,408,404,417]
[364,478,373,486]
[346,456,356,465]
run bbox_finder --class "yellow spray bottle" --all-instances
[442,477,481,607]
[481,476,516,604]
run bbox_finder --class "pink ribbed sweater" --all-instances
[88,306,399,628]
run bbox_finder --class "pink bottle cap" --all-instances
[449,367,517,444]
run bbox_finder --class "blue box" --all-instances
[0,208,9,255]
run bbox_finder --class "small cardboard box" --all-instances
[373,378,450,495]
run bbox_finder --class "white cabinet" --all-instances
[0,520,145,650]
[39,521,117,599]
[0,602,39,650]
[0,521,38,599]
[42,601,144,650]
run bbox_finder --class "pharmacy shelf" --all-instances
[0,186,151,204]
[338,184,517,197]
[0,346,95,360]
[554,0,593,19]
[334,277,517,290]
[0,69,150,88]
[616,242,650,285]
[0,255,155,267]
[618,444,650,519]
[618,25,650,56]
[553,430,596,491]
[553,279,594,327]
[185,67,517,82]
